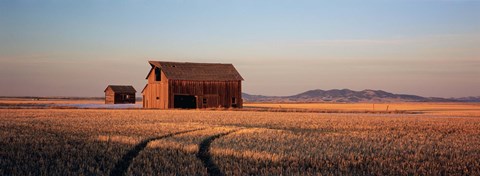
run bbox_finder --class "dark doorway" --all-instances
[174,95,197,109]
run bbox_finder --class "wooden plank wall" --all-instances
[114,93,136,104]
[142,69,169,108]
[105,89,115,104]
[168,80,242,108]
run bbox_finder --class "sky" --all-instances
[1,0,479,98]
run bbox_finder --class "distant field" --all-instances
[1,100,480,175]
[2,98,480,116]
[0,98,141,109]
[245,102,480,116]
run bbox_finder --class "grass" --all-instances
[3,99,479,115]
[1,102,480,175]
[245,102,480,116]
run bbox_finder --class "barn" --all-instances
[142,61,243,109]
[104,85,137,104]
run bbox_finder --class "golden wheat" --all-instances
[1,107,479,175]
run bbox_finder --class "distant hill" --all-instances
[452,96,480,102]
[242,89,477,103]
[1,90,478,103]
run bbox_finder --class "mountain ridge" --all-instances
[242,89,479,103]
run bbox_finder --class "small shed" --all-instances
[104,85,137,104]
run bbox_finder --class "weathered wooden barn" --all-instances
[104,85,137,104]
[142,61,243,109]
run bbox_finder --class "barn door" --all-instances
[174,95,197,109]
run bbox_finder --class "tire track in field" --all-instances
[197,129,240,176]
[109,128,205,176]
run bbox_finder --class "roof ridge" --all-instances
[149,60,233,65]
[147,61,243,81]
[105,85,137,93]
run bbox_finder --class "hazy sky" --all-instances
[1,0,479,97]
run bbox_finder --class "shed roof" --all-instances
[104,85,137,93]
[147,61,244,81]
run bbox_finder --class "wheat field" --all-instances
[1,103,480,175]
[245,102,480,116]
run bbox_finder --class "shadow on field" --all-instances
[197,130,241,176]
[109,128,205,176]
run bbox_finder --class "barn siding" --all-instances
[143,68,169,108]
[168,80,242,109]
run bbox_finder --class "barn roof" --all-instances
[141,84,148,93]
[104,85,137,93]
[147,61,244,81]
